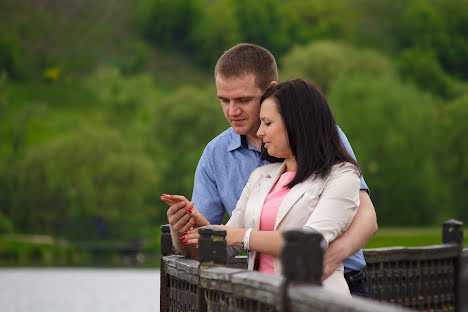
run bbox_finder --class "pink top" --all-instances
[258,171,296,274]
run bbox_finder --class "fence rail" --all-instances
[160,220,466,312]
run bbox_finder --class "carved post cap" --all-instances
[160,224,173,256]
[160,224,170,233]
[198,226,227,265]
[198,226,227,237]
[282,228,324,284]
[443,219,464,245]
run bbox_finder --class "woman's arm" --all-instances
[185,225,284,257]
[322,190,377,279]
[304,164,361,246]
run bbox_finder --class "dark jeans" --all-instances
[350,280,370,297]
[345,268,371,298]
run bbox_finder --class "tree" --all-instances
[442,93,468,223]
[281,41,393,93]
[328,73,443,225]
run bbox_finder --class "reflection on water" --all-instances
[0,268,160,312]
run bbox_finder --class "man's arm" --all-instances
[191,148,226,224]
[321,190,377,280]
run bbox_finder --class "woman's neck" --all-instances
[285,158,297,172]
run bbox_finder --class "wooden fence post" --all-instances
[160,224,172,312]
[442,219,464,312]
[197,226,227,312]
[282,228,324,284]
[443,219,464,245]
[198,226,227,265]
[281,229,324,312]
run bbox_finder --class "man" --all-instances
[167,43,377,297]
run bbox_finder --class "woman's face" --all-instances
[257,97,293,160]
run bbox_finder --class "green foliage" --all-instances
[398,48,457,98]
[0,212,13,234]
[328,73,442,225]
[281,41,393,92]
[231,0,293,56]
[149,86,228,197]
[0,35,21,78]
[190,0,241,65]
[398,0,468,79]
[442,93,468,223]
[288,0,356,43]
[2,0,468,248]
[13,128,157,239]
[138,0,202,50]
[86,66,158,117]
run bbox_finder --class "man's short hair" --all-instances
[215,43,278,92]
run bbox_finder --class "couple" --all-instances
[162,44,377,297]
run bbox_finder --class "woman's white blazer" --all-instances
[226,161,361,295]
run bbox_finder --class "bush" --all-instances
[0,35,21,78]
[149,86,228,199]
[0,212,13,234]
[398,0,468,79]
[398,47,456,98]
[328,73,443,225]
[281,41,393,92]
[137,0,202,50]
[442,93,468,223]
[13,127,157,239]
[190,0,241,66]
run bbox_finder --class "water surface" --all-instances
[0,268,160,312]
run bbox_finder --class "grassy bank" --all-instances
[364,226,468,248]
[0,234,161,267]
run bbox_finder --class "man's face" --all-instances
[216,74,263,138]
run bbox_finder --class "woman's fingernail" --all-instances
[183,239,188,244]
[179,236,185,240]
[187,209,192,213]
[192,244,198,248]
[183,231,187,235]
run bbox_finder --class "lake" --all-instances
[0,268,160,312]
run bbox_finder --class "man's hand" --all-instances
[321,190,377,281]
[321,242,346,281]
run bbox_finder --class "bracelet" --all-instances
[241,228,253,252]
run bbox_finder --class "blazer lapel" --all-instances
[274,175,318,230]
[250,162,286,230]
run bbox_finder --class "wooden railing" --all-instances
[160,220,467,312]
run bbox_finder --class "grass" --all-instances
[364,226,468,249]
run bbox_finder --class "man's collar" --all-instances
[227,131,248,151]
[227,129,261,152]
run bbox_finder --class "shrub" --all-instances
[0,35,21,78]
[328,73,443,225]
[281,41,393,92]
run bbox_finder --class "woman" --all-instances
[162,79,361,295]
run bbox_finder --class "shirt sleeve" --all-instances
[191,148,226,225]
[304,164,361,246]
[337,126,370,193]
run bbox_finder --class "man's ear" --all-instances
[268,81,278,88]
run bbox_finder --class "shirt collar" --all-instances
[227,129,259,152]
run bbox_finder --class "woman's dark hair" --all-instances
[260,79,360,188]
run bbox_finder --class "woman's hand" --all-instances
[161,194,210,232]
[184,225,246,248]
